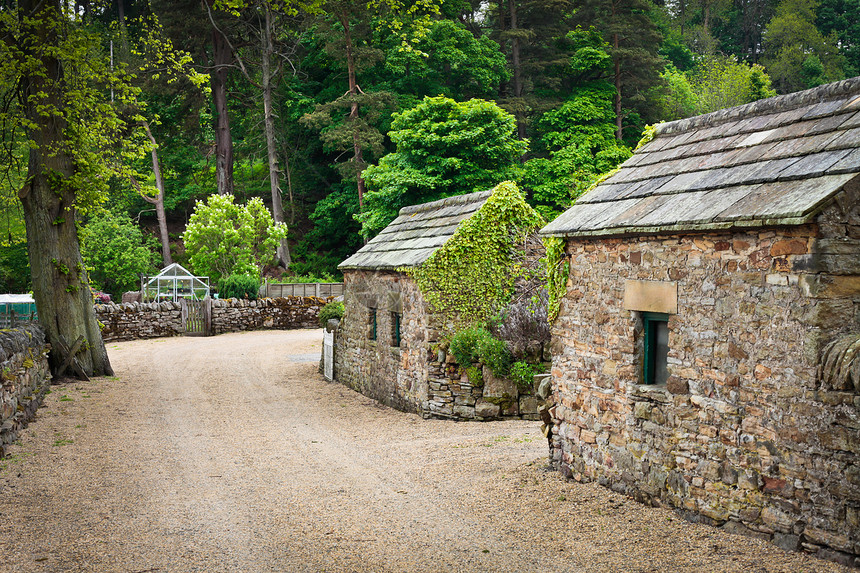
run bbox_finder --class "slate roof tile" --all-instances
[541,77,860,238]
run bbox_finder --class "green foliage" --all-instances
[688,56,777,113]
[762,0,846,92]
[510,361,546,393]
[272,273,338,284]
[477,335,512,378]
[0,238,30,293]
[318,299,345,327]
[182,194,288,284]
[408,181,544,331]
[360,97,528,238]
[544,236,568,323]
[218,274,261,300]
[464,365,483,387]
[449,326,492,367]
[79,208,157,297]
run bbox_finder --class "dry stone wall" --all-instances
[0,325,50,456]
[96,296,330,342]
[550,190,860,566]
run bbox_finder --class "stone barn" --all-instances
[540,78,860,565]
[335,184,545,420]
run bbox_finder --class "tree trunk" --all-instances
[613,32,623,141]
[141,122,172,266]
[261,5,290,268]
[340,11,365,209]
[211,26,234,196]
[19,0,113,377]
[509,0,526,140]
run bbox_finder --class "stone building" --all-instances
[540,78,860,565]
[336,187,545,420]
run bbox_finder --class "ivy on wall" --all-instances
[544,236,568,323]
[407,181,544,334]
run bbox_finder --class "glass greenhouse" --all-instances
[143,263,210,302]
[0,293,37,328]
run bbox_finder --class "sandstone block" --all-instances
[482,367,517,398]
[475,400,500,418]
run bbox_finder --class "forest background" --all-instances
[1,0,856,297]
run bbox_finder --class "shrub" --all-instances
[477,336,513,378]
[464,365,483,387]
[318,300,345,327]
[219,274,261,300]
[449,326,493,366]
[509,361,547,393]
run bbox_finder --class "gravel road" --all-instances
[0,329,851,572]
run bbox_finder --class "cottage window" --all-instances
[368,308,377,340]
[392,312,402,347]
[642,312,670,385]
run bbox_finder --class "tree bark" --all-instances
[339,10,365,209]
[141,121,172,266]
[211,25,234,196]
[19,0,113,377]
[261,4,290,268]
[509,0,526,140]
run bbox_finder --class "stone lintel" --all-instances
[623,280,678,314]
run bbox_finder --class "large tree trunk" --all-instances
[19,0,113,377]
[339,11,365,209]
[142,121,172,266]
[211,26,234,196]
[261,5,290,268]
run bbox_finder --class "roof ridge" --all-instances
[655,76,860,137]
[398,188,494,216]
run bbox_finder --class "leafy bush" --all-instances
[464,365,483,388]
[274,272,339,284]
[218,274,261,300]
[449,326,513,378]
[318,300,345,327]
[477,336,513,378]
[449,326,493,367]
[509,361,547,393]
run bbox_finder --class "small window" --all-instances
[392,312,402,347]
[643,312,670,385]
[368,308,377,340]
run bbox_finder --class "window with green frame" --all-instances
[368,307,377,340]
[642,312,670,385]
[392,312,402,347]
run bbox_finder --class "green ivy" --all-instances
[544,236,568,323]
[407,181,544,333]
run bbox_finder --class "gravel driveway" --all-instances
[0,330,851,572]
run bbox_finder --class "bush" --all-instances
[477,336,513,378]
[449,326,513,378]
[449,326,492,367]
[318,300,345,327]
[219,274,261,300]
[509,361,547,393]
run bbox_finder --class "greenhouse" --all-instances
[0,293,37,328]
[143,263,210,302]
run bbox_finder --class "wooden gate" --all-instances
[323,329,334,381]
[181,297,212,336]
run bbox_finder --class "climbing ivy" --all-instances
[407,181,544,334]
[544,236,568,323]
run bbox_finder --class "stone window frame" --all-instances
[368,306,377,341]
[391,311,402,348]
[641,311,670,386]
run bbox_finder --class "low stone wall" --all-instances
[425,355,546,421]
[96,296,330,342]
[0,325,51,456]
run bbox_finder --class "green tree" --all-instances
[689,55,776,112]
[182,194,288,283]
[80,209,157,297]
[817,0,860,75]
[359,96,528,238]
[762,0,845,92]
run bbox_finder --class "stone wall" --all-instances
[335,270,430,413]
[96,296,331,342]
[336,269,547,421]
[0,326,51,456]
[550,189,860,566]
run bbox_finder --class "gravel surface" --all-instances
[0,329,851,573]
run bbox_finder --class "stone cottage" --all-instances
[540,78,860,565]
[335,185,545,420]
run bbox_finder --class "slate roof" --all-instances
[339,190,493,270]
[541,77,860,238]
